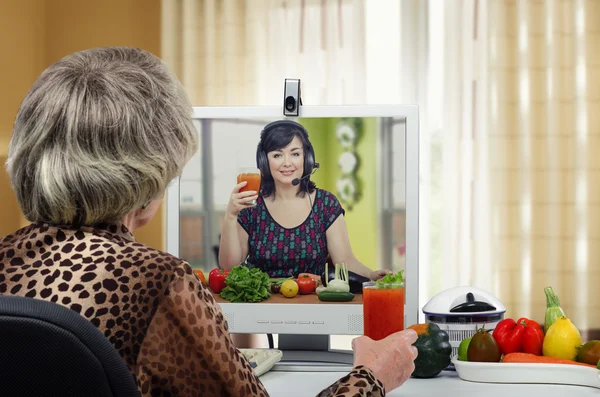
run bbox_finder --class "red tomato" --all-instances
[298,273,322,286]
[296,274,317,295]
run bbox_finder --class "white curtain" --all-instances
[488,0,600,335]
[161,0,366,106]
[438,1,493,295]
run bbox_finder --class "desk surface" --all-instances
[261,369,600,397]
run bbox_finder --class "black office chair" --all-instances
[0,295,140,397]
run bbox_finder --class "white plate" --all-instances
[452,356,600,389]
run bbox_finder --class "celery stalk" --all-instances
[544,286,566,333]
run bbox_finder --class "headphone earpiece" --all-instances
[256,142,270,178]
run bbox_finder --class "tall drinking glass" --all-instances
[363,280,405,341]
[237,167,261,205]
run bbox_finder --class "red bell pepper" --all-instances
[493,318,525,355]
[209,268,229,294]
[517,317,543,331]
[517,317,544,356]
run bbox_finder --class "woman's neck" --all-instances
[273,184,302,201]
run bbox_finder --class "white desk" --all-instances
[261,369,599,397]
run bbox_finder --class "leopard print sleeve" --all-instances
[316,366,385,397]
[136,261,270,397]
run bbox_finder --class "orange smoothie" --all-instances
[237,173,261,193]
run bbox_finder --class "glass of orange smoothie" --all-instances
[237,167,261,205]
[362,278,405,341]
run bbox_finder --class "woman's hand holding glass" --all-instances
[226,181,258,219]
[352,329,418,393]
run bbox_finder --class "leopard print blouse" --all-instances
[0,223,385,397]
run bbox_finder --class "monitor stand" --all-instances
[271,334,354,373]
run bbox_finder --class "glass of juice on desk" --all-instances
[362,273,405,341]
[237,167,261,205]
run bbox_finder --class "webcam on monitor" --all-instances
[283,78,302,117]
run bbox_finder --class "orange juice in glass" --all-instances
[363,280,405,341]
[237,167,261,205]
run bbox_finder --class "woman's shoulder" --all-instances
[315,188,342,207]
[34,223,185,271]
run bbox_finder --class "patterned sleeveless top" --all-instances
[237,188,345,277]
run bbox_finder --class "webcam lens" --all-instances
[285,96,296,111]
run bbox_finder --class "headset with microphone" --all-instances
[291,163,320,186]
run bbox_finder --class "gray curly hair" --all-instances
[6,46,197,226]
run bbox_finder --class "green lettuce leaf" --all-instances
[220,265,271,303]
[376,270,405,288]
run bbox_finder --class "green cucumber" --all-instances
[317,291,355,302]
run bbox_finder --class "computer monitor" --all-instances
[165,105,419,370]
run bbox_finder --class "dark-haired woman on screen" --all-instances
[219,120,389,280]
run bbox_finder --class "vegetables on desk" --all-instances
[270,277,292,294]
[194,269,207,286]
[296,274,317,295]
[318,263,355,300]
[317,291,355,302]
[321,265,370,294]
[322,262,350,293]
[219,265,271,303]
[493,318,525,355]
[519,318,544,356]
[457,337,471,361]
[298,273,322,285]
[315,285,328,294]
[502,352,597,368]
[280,279,299,298]
[578,340,600,366]
[467,325,502,362]
[407,323,452,378]
[208,268,229,293]
[542,316,582,360]
[544,286,566,333]
[493,317,544,356]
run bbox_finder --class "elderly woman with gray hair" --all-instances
[0,47,417,397]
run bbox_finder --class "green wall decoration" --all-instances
[335,118,363,211]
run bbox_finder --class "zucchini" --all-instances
[544,286,566,333]
[317,291,355,302]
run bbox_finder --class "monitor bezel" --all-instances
[165,105,420,334]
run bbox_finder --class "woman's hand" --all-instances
[369,269,393,281]
[352,329,418,392]
[225,181,258,219]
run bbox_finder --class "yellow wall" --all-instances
[299,118,379,269]
[0,0,165,250]
[0,0,47,238]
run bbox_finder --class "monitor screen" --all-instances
[165,105,419,351]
